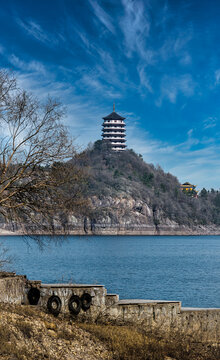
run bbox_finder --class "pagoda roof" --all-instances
[103,111,125,120]
[182,182,196,186]
[181,183,196,188]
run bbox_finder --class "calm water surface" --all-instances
[2,235,220,308]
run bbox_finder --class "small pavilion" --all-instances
[180,182,198,197]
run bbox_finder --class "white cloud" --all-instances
[77,31,93,54]
[71,41,130,98]
[120,0,151,60]
[203,116,217,130]
[173,32,192,53]
[179,53,192,66]
[137,63,153,93]
[9,62,115,149]
[89,0,115,34]
[16,18,58,46]
[159,24,193,67]
[156,2,171,28]
[9,55,47,75]
[157,74,196,105]
[215,69,220,85]
[119,0,156,93]
[127,126,220,189]
[187,128,193,137]
[69,25,131,96]
[78,71,122,99]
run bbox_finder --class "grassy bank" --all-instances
[80,322,220,360]
[0,303,110,360]
[0,303,219,360]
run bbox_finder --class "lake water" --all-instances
[1,235,220,308]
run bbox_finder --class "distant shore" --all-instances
[1,225,220,236]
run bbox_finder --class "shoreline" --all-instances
[1,226,220,236]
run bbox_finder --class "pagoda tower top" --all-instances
[102,106,126,151]
[102,104,125,121]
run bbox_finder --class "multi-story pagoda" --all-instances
[102,104,126,151]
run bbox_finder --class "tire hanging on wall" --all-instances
[81,293,92,311]
[27,287,40,305]
[47,295,62,316]
[68,295,81,315]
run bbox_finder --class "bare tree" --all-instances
[0,70,87,235]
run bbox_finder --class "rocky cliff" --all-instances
[67,195,220,235]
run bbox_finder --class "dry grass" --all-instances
[0,324,30,360]
[0,303,219,360]
[79,322,220,360]
[15,319,33,339]
[0,303,110,360]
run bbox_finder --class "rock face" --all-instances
[84,195,155,233]
[65,195,220,235]
[1,193,220,235]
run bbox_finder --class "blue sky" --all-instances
[0,0,220,189]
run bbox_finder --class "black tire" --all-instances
[47,295,62,316]
[28,287,40,305]
[68,295,81,315]
[81,293,92,311]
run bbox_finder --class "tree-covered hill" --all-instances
[1,139,219,235]
[74,140,220,232]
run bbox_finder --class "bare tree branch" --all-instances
[0,70,88,235]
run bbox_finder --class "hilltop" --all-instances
[70,140,220,235]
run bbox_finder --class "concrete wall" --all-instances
[38,283,107,320]
[179,308,220,344]
[106,300,181,328]
[104,300,220,344]
[0,272,27,304]
[0,273,220,344]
